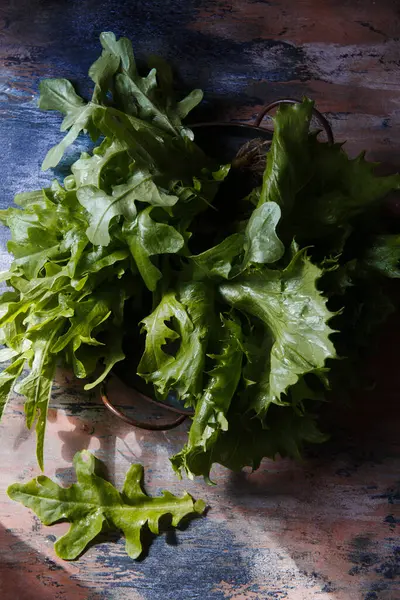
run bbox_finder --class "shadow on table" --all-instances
[223,312,400,598]
[0,524,100,600]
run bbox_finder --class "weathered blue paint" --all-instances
[91,520,252,600]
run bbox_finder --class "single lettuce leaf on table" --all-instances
[208,404,329,473]
[7,450,205,560]
[364,234,400,279]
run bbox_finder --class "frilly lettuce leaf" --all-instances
[99,31,202,138]
[171,315,244,480]
[38,32,204,170]
[138,282,213,403]
[364,234,400,279]
[219,250,336,416]
[76,170,175,246]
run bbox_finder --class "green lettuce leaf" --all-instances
[100,32,202,139]
[257,100,400,256]
[38,79,86,128]
[71,138,129,189]
[189,201,284,281]
[242,201,284,266]
[258,98,314,211]
[88,49,120,104]
[364,234,400,278]
[210,405,328,472]
[171,314,244,479]
[124,207,184,291]
[38,32,204,171]
[77,171,179,246]
[16,322,63,469]
[285,140,400,250]
[83,328,125,390]
[7,450,205,560]
[219,250,336,417]
[0,354,29,420]
[190,234,244,280]
[138,282,213,403]
[41,101,101,171]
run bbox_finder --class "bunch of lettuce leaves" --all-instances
[0,32,399,480]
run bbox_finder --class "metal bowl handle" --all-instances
[254,98,334,144]
[100,379,191,431]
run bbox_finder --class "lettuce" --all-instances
[1,32,399,482]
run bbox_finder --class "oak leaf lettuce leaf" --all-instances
[7,450,205,560]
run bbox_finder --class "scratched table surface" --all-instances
[0,1,399,599]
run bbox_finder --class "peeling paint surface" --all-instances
[0,1,399,599]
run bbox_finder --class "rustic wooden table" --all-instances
[0,2,399,599]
